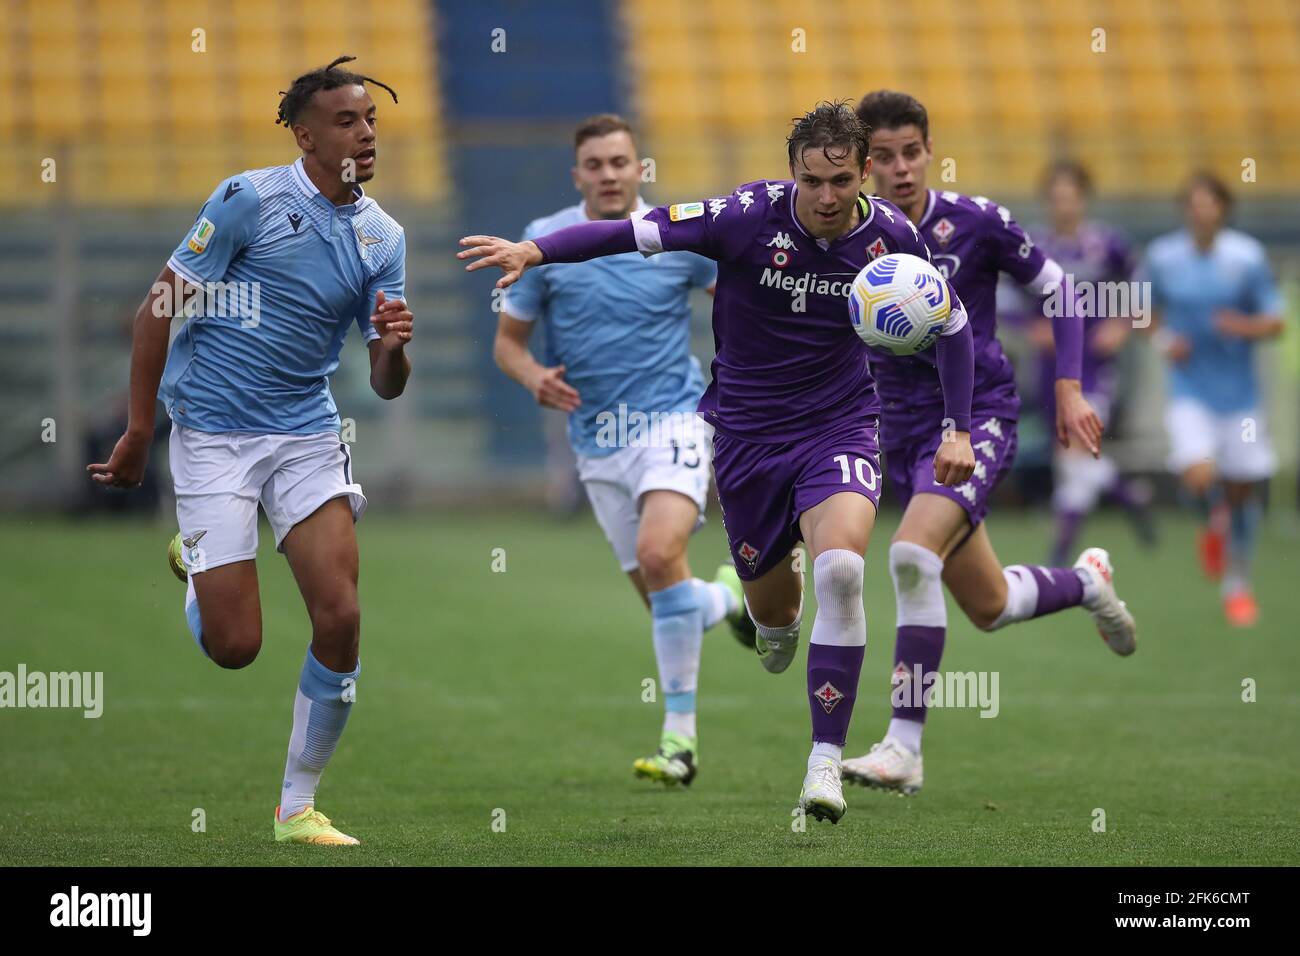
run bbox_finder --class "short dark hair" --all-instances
[276,56,398,128]
[786,100,870,171]
[574,114,636,151]
[854,90,929,142]
[1181,170,1233,211]
[1042,159,1094,197]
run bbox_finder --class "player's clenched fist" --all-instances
[933,430,976,487]
[370,290,413,349]
[457,236,544,289]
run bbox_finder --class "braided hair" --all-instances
[276,56,398,127]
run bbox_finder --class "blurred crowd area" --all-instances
[2,0,1296,512]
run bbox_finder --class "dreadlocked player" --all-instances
[88,57,412,846]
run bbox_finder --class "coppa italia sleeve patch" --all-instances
[669,202,704,222]
[188,218,216,254]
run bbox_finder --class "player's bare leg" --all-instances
[188,560,263,669]
[273,497,362,844]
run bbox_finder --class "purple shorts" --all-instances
[713,417,882,581]
[885,415,1018,528]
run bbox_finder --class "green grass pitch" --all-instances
[1,507,1297,866]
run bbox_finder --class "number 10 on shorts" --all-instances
[834,454,877,490]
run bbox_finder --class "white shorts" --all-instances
[169,423,366,573]
[577,422,714,573]
[1164,397,1276,481]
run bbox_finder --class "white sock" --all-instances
[184,577,208,657]
[664,710,697,738]
[887,717,924,755]
[649,580,703,734]
[693,578,736,630]
[810,741,842,763]
[751,601,803,644]
[279,648,357,822]
[810,550,867,647]
[988,566,1040,630]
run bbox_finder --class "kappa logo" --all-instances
[708,197,728,221]
[737,541,760,567]
[872,197,895,222]
[866,237,888,260]
[932,217,955,247]
[182,529,208,550]
[813,681,845,714]
[767,231,798,251]
[956,483,977,504]
[972,459,987,481]
[765,182,785,203]
[286,212,303,233]
[974,439,998,461]
[736,189,754,212]
[978,419,1004,439]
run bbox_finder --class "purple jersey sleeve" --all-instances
[631,195,767,261]
[532,218,637,262]
[935,318,974,433]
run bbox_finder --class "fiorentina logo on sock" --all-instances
[813,681,844,714]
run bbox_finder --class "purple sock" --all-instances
[1051,509,1084,567]
[890,625,945,724]
[808,643,864,746]
[1027,566,1085,616]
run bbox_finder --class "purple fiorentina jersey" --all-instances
[871,190,1055,450]
[631,181,938,444]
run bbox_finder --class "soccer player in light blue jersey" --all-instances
[493,115,750,787]
[1144,172,1286,627]
[87,57,413,845]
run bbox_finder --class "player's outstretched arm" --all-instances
[86,266,184,488]
[459,218,639,289]
[368,290,413,399]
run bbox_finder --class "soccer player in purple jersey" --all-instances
[840,91,1137,796]
[1022,161,1155,566]
[459,102,976,823]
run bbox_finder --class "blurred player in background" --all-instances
[493,114,750,787]
[462,102,977,824]
[1144,172,1285,627]
[1022,161,1156,566]
[842,91,1135,796]
[88,58,413,845]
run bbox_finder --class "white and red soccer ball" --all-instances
[848,253,951,356]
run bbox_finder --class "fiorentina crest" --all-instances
[813,681,845,714]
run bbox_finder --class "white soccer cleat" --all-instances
[798,756,847,824]
[755,629,799,674]
[1074,547,1137,657]
[841,737,924,795]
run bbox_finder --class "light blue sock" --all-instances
[278,647,359,821]
[1226,494,1262,594]
[649,580,704,738]
[184,578,209,659]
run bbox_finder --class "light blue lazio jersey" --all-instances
[502,200,716,457]
[160,156,405,434]
[1144,228,1283,412]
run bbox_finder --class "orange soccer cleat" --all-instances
[1223,591,1259,628]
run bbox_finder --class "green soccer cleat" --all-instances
[273,806,360,846]
[633,730,699,787]
[714,563,756,648]
[167,532,187,583]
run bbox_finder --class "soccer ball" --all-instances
[848,253,951,355]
